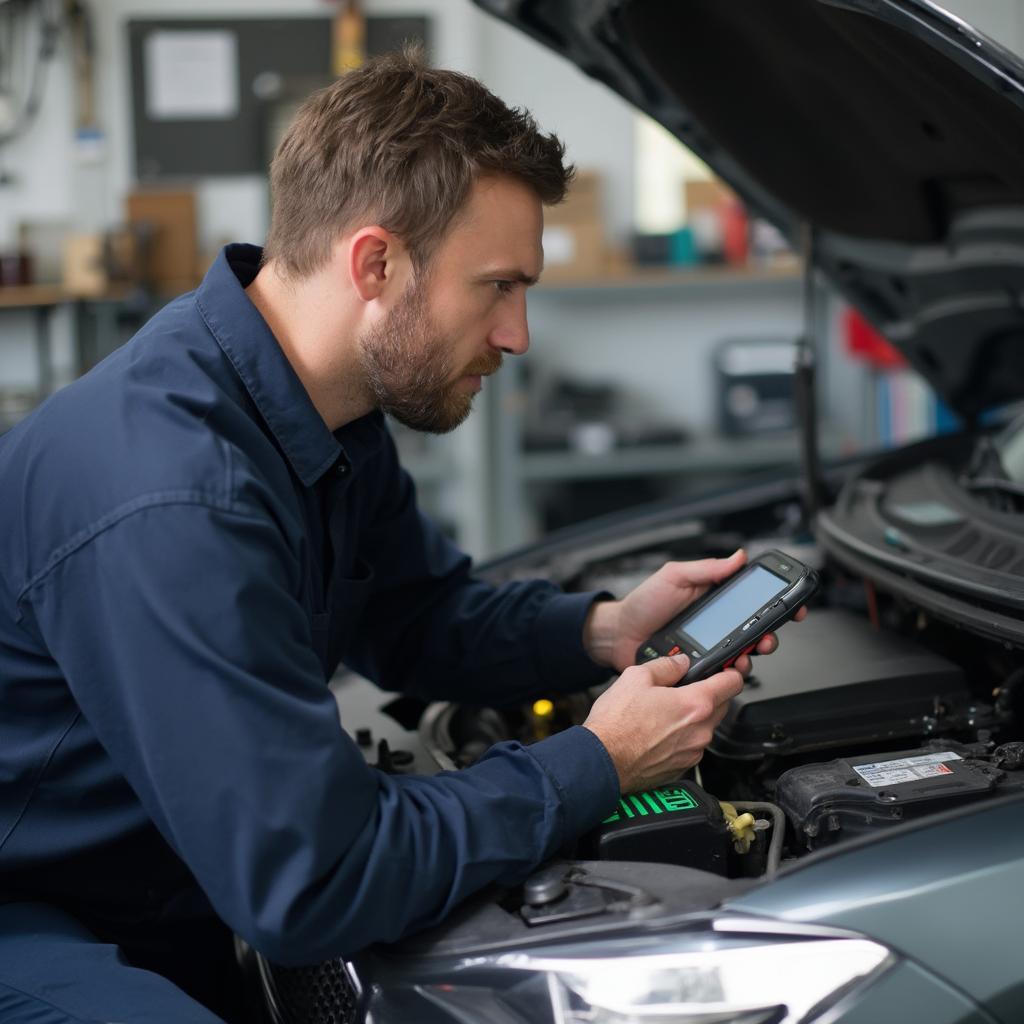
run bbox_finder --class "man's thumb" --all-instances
[646,653,690,686]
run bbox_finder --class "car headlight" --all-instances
[401,931,893,1024]
[511,938,892,1023]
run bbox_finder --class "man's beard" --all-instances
[358,276,502,434]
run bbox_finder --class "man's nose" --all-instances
[489,293,530,355]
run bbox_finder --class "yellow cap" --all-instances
[532,699,555,719]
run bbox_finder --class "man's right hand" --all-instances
[581,654,743,794]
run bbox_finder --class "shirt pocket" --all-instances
[311,557,375,677]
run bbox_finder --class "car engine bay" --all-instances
[258,429,1024,1022]
[419,425,1024,889]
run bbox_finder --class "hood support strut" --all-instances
[796,223,824,525]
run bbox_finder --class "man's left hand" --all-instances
[582,549,806,675]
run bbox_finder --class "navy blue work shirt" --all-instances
[0,244,619,965]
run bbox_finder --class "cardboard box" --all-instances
[125,189,199,293]
[542,170,608,280]
[683,177,737,219]
[542,220,607,281]
[547,169,603,225]
[62,233,107,297]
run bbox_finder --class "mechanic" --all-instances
[0,51,791,1023]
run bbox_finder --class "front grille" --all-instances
[261,957,360,1024]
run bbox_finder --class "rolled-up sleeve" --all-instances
[23,499,619,964]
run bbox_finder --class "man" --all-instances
[0,51,791,1022]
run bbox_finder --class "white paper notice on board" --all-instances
[145,30,239,120]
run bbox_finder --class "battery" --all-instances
[776,744,1016,850]
[577,781,733,875]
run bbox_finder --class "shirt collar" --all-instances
[195,244,386,487]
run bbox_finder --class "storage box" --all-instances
[684,177,749,264]
[550,169,602,223]
[542,220,607,281]
[125,189,199,293]
[62,234,108,297]
[542,170,607,280]
[683,177,736,220]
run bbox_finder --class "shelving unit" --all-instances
[537,262,801,296]
[395,263,837,557]
[519,434,818,482]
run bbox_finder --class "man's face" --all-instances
[358,175,543,434]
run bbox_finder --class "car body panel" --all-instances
[825,958,995,1024]
[726,796,1024,1018]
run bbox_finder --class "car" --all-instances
[250,2,1024,1021]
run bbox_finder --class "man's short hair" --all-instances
[263,48,573,277]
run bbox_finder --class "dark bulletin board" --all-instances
[128,16,432,179]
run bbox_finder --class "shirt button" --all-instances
[336,461,349,476]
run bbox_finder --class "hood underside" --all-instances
[475,0,1024,417]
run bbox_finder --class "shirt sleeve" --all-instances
[24,500,620,965]
[345,433,614,703]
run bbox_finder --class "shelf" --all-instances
[0,285,157,311]
[519,433,829,482]
[0,285,66,309]
[535,263,801,298]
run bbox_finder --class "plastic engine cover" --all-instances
[776,744,1022,849]
[712,609,970,758]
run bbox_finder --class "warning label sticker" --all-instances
[853,752,962,788]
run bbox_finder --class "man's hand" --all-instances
[583,654,742,793]
[583,549,806,675]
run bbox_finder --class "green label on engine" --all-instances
[602,785,699,824]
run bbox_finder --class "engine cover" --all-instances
[711,609,970,759]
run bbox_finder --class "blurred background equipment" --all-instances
[716,338,798,437]
[332,0,366,75]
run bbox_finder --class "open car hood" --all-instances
[472,0,1024,419]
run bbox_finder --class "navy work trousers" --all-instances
[0,902,246,1023]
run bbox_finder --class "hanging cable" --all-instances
[0,0,62,149]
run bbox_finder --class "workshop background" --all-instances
[2,0,1021,558]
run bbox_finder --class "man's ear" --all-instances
[346,227,408,303]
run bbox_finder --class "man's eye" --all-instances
[493,280,515,296]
